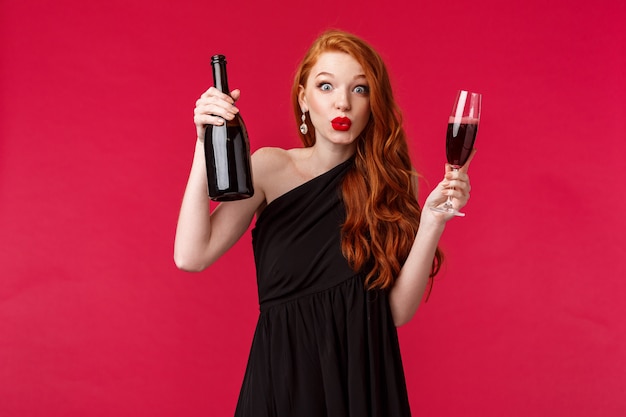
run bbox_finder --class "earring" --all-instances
[299,112,308,135]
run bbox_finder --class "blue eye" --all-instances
[318,82,332,91]
[354,85,369,94]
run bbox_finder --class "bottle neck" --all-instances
[211,59,230,94]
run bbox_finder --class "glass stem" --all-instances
[444,167,459,209]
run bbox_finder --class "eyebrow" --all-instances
[314,71,368,80]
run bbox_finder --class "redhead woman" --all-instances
[175,29,473,417]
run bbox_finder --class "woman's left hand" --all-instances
[422,149,476,223]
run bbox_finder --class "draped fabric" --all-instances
[234,158,412,417]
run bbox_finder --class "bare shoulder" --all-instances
[251,147,291,172]
[251,146,309,204]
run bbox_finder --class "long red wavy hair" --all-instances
[291,29,443,290]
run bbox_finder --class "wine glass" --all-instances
[431,90,481,217]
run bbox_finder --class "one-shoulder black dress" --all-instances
[234,158,412,417]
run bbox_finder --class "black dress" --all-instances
[234,157,412,417]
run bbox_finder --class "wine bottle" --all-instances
[204,54,254,201]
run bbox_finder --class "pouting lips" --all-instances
[331,117,351,131]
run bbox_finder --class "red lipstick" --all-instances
[331,117,351,131]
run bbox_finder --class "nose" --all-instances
[335,89,351,111]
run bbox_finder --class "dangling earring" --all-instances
[299,111,308,135]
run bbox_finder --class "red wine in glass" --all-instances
[446,118,478,168]
[432,90,481,217]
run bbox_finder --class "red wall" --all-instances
[1,0,625,415]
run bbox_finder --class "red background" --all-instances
[1,0,625,415]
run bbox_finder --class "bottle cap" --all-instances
[211,54,226,64]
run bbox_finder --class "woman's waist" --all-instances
[258,272,365,313]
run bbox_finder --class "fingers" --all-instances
[443,183,470,201]
[445,164,471,182]
[426,153,475,221]
[194,87,240,127]
[200,86,237,103]
[442,168,471,201]
[442,177,471,192]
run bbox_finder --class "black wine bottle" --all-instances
[204,54,254,201]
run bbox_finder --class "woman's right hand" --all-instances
[193,87,241,141]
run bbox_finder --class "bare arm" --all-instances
[389,151,475,326]
[173,87,265,271]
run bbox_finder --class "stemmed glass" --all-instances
[431,90,481,217]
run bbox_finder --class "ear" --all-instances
[298,84,307,112]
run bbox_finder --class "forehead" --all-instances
[309,51,365,78]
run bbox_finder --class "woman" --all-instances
[175,29,473,417]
